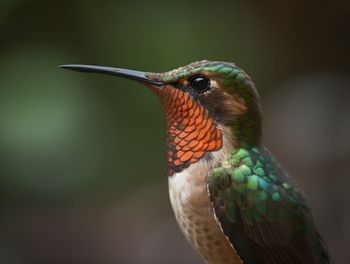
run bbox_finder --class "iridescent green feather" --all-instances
[209,146,331,264]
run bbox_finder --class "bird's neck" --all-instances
[231,105,262,147]
[218,69,263,147]
[151,85,262,176]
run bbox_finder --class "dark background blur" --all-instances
[1,1,349,263]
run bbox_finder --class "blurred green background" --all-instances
[1,1,349,263]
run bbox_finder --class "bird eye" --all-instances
[189,76,210,93]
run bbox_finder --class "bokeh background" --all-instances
[1,1,349,263]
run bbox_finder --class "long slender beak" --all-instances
[59,64,164,86]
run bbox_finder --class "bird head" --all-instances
[61,60,262,175]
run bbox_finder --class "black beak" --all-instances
[59,64,164,86]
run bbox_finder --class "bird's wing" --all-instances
[208,147,331,264]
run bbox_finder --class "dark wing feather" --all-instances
[208,147,331,264]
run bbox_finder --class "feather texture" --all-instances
[208,146,332,264]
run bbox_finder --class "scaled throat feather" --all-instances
[151,85,224,176]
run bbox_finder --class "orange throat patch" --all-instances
[151,86,223,176]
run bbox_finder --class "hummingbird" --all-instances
[60,61,331,264]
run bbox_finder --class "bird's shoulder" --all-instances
[208,146,331,264]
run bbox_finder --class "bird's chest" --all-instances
[168,164,242,264]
